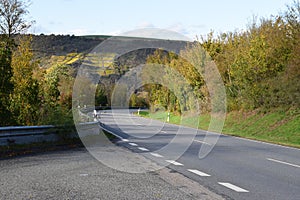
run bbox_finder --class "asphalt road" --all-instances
[97,109,300,200]
[0,144,223,199]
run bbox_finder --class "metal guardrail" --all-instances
[0,108,102,147]
[0,122,99,147]
[0,125,61,146]
[0,125,55,137]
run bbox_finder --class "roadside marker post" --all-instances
[138,108,141,115]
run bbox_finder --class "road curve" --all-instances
[97,109,300,200]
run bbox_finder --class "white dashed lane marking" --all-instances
[218,182,249,192]
[122,139,129,142]
[188,169,211,177]
[267,158,300,169]
[138,147,149,151]
[129,143,138,147]
[150,153,164,158]
[79,174,89,177]
[166,160,184,166]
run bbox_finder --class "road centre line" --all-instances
[267,158,300,169]
[129,143,138,147]
[194,139,211,145]
[187,169,211,177]
[218,182,249,193]
[150,153,164,158]
[161,131,167,133]
[166,160,184,166]
[138,147,149,151]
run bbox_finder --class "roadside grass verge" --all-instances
[138,108,300,148]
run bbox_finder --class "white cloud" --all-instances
[166,23,207,40]
[167,23,188,35]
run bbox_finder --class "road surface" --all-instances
[97,109,300,200]
[0,144,223,199]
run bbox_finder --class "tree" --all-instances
[41,64,75,125]
[0,0,32,125]
[0,41,13,125]
[0,0,32,38]
[10,35,40,125]
[43,64,74,107]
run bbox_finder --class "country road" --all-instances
[1,109,299,200]
[96,109,300,200]
[0,141,223,200]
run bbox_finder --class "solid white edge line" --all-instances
[267,158,300,168]
[138,147,149,151]
[129,143,138,147]
[150,153,164,158]
[165,160,184,166]
[96,119,124,140]
[102,112,299,153]
[230,135,300,151]
[187,169,211,177]
[218,182,249,192]
[194,139,211,145]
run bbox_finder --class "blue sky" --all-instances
[28,0,295,40]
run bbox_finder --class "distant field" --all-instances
[138,109,300,148]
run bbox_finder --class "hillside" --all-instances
[29,34,189,75]
[31,34,107,57]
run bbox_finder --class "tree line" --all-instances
[143,1,300,114]
[1,0,299,126]
[0,0,74,126]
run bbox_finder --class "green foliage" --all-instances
[7,36,75,126]
[201,2,300,110]
[95,83,108,106]
[0,41,13,125]
[129,93,148,108]
[10,36,40,125]
[145,47,208,114]
[0,0,33,126]
[39,64,75,125]
[141,108,300,148]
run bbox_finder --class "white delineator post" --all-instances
[138,108,141,115]
[167,112,170,122]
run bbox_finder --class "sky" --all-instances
[28,0,295,40]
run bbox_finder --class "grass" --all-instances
[138,108,300,148]
[222,110,300,148]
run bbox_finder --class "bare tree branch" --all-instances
[0,0,31,37]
